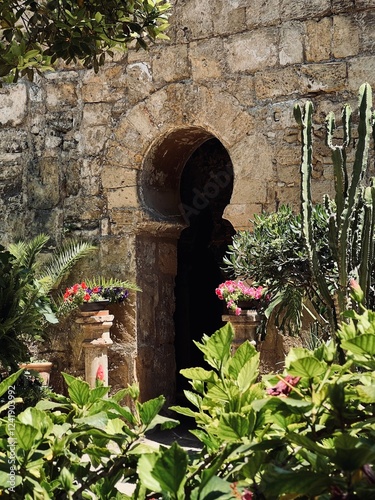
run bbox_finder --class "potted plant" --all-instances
[19,358,53,386]
[215,280,269,352]
[215,280,269,316]
[61,277,141,313]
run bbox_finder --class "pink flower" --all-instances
[96,365,105,381]
[215,280,269,315]
[349,278,364,303]
[242,490,253,500]
[266,375,301,397]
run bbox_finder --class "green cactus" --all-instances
[294,82,375,336]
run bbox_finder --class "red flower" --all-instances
[242,490,253,500]
[266,375,301,397]
[96,365,105,381]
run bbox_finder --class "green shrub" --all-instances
[0,371,178,499]
[223,204,332,336]
[169,295,375,499]
[1,292,375,498]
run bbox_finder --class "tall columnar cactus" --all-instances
[294,83,375,335]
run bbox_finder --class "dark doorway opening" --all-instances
[174,138,235,401]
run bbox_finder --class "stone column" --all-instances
[75,307,114,388]
[222,310,262,353]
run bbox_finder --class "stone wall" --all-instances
[1,0,375,404]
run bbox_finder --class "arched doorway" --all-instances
[174,138,235,400]
[137,129,234,405]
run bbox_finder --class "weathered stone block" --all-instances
[45,82,78,110]
[225,29,278,73]
[102,167,137,190]
[82,67,126,102]
[305,18,331,62]
[0,84,27,126]
[280,22,304,66]
[107,186,140,209]
[281,0,330,20]
[333,16,360,58]
[158,242,177,275]
[356,11,375,54]
[212,0,246,34]
[152,45,190,83]
[224,75,256,107]
[246,0,280,28]
[126,61,155,105]
[348,56,375,91]
[174,0,213,42]
[77,125,110,155]
[190,39,225,81]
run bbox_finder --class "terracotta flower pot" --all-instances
[19,361,53,386]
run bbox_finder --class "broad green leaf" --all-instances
[237,355,260,391]
[180,367,215,381]
[36,400,69,411]
[205,380,231,402]
[98,399,136,425]
[138,453,163,492]
[74,411,108,429]
[15,422,38,451]
[17,407,53,437]
[63,373,90,406]
[332,434,375,470]
[341,334,375,356]
[137,395,165,426]
[357,384,375,402]
[214,412,255,440]
[0,470,21,489]
[197,475,234,499]
[285,347,315,367]
[183,390,203,409]
[288,357,326,378]
[0,369,24,398]
[194,322,233,369]
[169,405,197,419]
[106,417,126,435]
[59,467,74,491]
[146,413,180,432]
[228,340,258,378]
[52,423,71,439]
[88,385,110,403]
[263,467,330,498]
[148,442,188,496]
[287,432,334,457]
[239,451,267,479]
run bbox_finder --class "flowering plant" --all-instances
[62,277,141,310]
[215,280,269,316]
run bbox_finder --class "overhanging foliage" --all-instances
[0,0,171,83]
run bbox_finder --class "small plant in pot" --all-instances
[215,280,269,316]
[61,277,141,313]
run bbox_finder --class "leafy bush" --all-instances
[169,300,375,499]
[0,0,172,83]
[223,204,332,335]
[224,83,375,341]
[0,235,96,371]
[1,292,375,498]
[0,370,178,499]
